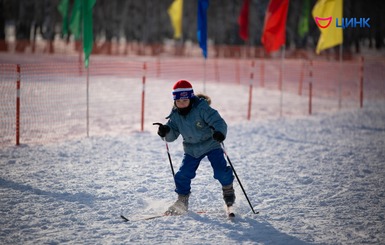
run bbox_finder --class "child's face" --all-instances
[175,99,190,108]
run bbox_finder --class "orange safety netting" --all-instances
[1,56,384,146]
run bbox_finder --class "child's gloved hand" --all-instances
[157,124,170,137]
[212,131,225,143]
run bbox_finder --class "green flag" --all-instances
[298,0,310,38]
[69,0,81,40]
[69,0,95,67]
[83,0,96,68]
[58,0,69,36]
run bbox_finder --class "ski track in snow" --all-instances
[1,83,385,244]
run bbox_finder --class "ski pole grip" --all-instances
[153,122,169,139]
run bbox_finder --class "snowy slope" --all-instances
[1,85,385,244]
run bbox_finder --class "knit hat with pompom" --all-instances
[172,80,195,100]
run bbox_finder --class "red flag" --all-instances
[261,0,289,53]
[238,0,250,41]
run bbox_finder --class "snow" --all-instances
[1,79,385,244]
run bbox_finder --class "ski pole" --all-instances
[153,123,175,177]
[221,142,259,214]
[164,140,175,177]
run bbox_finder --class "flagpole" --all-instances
[86,64,89,137]
[338,44,342,109]
[279,45,285,117]
[203,58,206,94]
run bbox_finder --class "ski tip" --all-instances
[226,205,235,218]
[120,215,129,222]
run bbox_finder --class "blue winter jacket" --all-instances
[164,96,227,158]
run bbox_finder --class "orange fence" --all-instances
[1,55,384,146]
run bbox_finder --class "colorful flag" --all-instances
[69,0,95,68]
[83,0,96,68]
[197,0,209,58]
[238,0,250,41]
[261,0,289,53]
[168,0,183,39]
[312,0,343,54]
[58,0,69,36]
[69,0,81,40]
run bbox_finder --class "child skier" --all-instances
[155,80,235,215]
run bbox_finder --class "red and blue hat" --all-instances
[172,80,195,100]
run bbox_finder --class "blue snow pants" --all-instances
[174,148,234,195]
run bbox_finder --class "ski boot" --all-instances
[165,194,189,215]
[222,184,236,207]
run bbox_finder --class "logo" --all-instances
[195,121,203,128]
[336,18,370,28]
[315,16,371,29]
[180,91,189,98]
[315,16,332,28]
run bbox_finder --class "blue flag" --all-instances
[197,0,209,58]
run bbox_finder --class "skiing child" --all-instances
[155,80,235,215]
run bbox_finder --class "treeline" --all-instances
[0,0,384,56]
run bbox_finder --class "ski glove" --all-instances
[213,131,225,143]
[157,124,170,137]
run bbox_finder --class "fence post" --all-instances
[16,64,21,145]
[236,58,240,85]
[247,60,255,120]
[298,60,304,96]
[141,62,147,132]
[309,82,313,115]
[260,57,264,87]
[360,56,364,108]
[308,60,313,115]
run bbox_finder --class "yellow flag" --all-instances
[312,0,343,54]
[168,0,183,39]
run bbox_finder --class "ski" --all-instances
[120,214,165,222]
[120,211,206,222]
[120,215,129,221]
